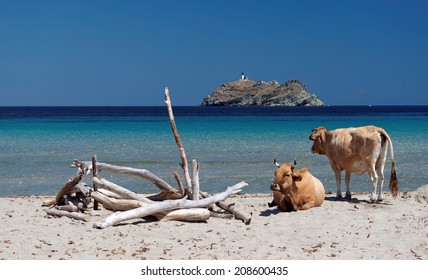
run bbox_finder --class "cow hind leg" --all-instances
[368,168,379,202]
[375,144,388,201]
[376,169,385,202]
[345,172,352,199]
[375,163,385,201]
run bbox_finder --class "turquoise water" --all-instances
[0,106,427,196]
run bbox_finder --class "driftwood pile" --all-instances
[43,88,251,229]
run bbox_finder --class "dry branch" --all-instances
[55,174,83,206]
[173,170,185,196]
[217,201,252,225]
[56,204,79,212]
[45,208,89,222]
[201,192,252,224]
[93,181,248,229]
[73,160,182,199]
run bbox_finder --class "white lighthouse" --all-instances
[241,72,247,80]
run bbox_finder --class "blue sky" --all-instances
[1,0,427,106]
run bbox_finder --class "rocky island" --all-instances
[201,78,325,106]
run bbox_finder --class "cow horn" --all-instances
[274,159,280,168]
[292,159,297,169]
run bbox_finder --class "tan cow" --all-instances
[269,160,325,212]
[309,126,398,202]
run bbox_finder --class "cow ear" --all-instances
[320,130,326,143]
[292,172,302,182]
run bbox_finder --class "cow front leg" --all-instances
[345,172,352,199]
[268,199,277,208]
[334,170,342,198]
[278,197,292,212]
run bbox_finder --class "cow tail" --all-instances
[381,129,398,197]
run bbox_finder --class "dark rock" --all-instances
[201,79,325,106]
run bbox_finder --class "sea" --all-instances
[0,106,427,196]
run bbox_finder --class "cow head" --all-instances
[270,159,302,193]
[309,127,327,155]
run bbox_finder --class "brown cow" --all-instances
[309,126,398,202]
[269,160,325,212]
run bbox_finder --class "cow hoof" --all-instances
[268,200,277,208]
[336,194,343,199]
[345,193,352,200]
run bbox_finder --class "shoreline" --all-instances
[1,187,427,260]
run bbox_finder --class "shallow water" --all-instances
[0,106,427,196]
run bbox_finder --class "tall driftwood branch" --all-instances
[93,181,248,229]
[165,87,192,190]
[192,160,200,200]
[92,154,99,210]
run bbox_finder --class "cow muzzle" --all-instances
[270,183,280,192]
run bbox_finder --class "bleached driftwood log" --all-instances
[93,177,153,203]
[91,191,210,222]
[91,191,146,211]
[93,181,248,229]
[97,188,122,199]
[45,208,89,222]
[156,208,210,222]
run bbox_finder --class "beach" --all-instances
[1,186,427,260]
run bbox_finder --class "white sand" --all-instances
[1,187,427,260]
